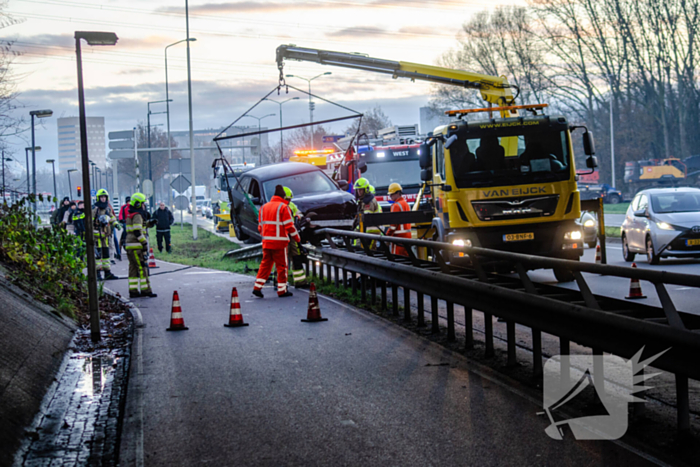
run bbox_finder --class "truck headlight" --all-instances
[452,239,472,247]
[583,219,596,228]
[656,221,674,230]
[564,230,582,240]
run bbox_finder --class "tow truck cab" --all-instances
[423,114,596,265]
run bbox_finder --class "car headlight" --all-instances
[656,221,674,230]
[564,230,582,240]
[583,219,596,228]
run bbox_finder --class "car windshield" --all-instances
[650,192,700,213]
[449,125,571,189]
[263,170,337,199]
[363,160,421,190]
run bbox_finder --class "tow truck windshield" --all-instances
[449,124,571,189]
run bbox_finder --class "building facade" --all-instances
[57,116,106,173]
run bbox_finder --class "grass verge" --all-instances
[150,225,260,275]
[605,226,621,238]
[603,202,629,214]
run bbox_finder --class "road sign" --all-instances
[90,189,96,196]
[169,158,191,175]
[174,195,189,211]
[143,179,154,197]
[170,174,190,193]
[108,129,135,160]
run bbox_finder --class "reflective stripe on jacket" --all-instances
[387,197,412,238]
[125,210,147,250]
[258,195,301,249]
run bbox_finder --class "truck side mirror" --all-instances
[444,134,458,149]
[586,156,598,169]
[421,168,432,181]
[358,160,368,174]
[419,143,431,169]
[583,131,596,156]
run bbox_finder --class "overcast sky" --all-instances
[4,0,522,175]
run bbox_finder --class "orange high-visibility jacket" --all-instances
[258,195,301,249]
[387,197,412,239]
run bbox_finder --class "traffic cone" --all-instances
[595,244,602,264]
[625,263,647,299]
[166,291,189,331]
[224,287,249,327]
[301,283,327,323]
[148,248,158,269]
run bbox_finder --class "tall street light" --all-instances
[264,97,299,162]
[185,0,197,240]
[285,72,331,148]
[165,38,196,210]
[46,159,57,207]
[242,114,275,166]
[29,109,53,217]
[147,99,171,209]
[67,168,77,199]
[24,146,40,199]
[75,30,119,343]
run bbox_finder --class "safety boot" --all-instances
[278,291,293,298]
[104,272,118,281]
[252,289,264,298]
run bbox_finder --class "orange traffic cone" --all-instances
[148,248,158,269]
[301,283,327,323]
[224,287,249,327]
[625,263,647,299]
[166,291,189,331]
[595,244,602,264]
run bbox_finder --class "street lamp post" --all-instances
[29,109,52,217]
[75,30,119,343]
[264,97,299,161]
[24,146,40,200]
[46,159,57,207]
[242,113,275,166]
[67,169,77,199]
[185,0,197,240]
[165,38,196,210]
[147,100,172,209]
[285,72,331,148]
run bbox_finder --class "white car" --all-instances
[621,187,700,264]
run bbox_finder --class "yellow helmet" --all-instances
[388,183,403,195]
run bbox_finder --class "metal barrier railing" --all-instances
[312,228,700,436]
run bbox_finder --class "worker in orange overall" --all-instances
[385,183,412,256]
[252,185,301,298]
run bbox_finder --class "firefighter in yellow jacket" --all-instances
[93,189,120,280]
[284,187,308,288]
[125,193,157,298]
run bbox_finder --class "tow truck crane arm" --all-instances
[276,45,518,114]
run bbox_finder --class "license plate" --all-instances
[503,232,534,242]
[686,238,700,246]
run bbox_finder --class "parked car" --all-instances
[229,162,356,244]
[201,199,213,219]
[620,187,700,264]
[579,211,598,248]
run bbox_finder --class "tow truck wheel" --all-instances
[607,193,621,204]
[553,257,578,283]
[232,214,249,241]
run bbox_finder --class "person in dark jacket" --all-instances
[153,201,174,253]
[51,197,71,226]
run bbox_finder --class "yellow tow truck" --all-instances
[276,46,598,281]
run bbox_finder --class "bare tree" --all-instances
[345,106,391,138]
[0,2,24,139]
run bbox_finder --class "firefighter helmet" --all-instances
[388,183,403,195]
[283,186,293,200]
[354,177,370,190]
[130,192,146,207]
[96,188,109,199]
[369,184,376,194]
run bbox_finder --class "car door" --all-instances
[630,194,650,251]
[241,177,263,236]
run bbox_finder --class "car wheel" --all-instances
[607,193,621,204]
[232,214,249,241]
[622,235,635,262]
[646,236,660,265]
[554,267,576,283]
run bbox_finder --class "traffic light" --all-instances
[77,186,82,197]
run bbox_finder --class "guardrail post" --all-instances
[677,374,690,437]
[560,339,570,389]
[392,284,398,316]
[319,261,324,282]
[431,296,439,334]
[507,321,517,367]
[532,328,542,379]
[464,308,473,350]
[342,268,348,289]
[403,287,411,321]
[381,281,387,311]
[361,274,367,303]
[334,266,339,288]
[311,259,317,279]
[484,313,494,357]
[417,292,425,327]
[370,277,377,306]
[351,271,357,295]
[446,302,455,341]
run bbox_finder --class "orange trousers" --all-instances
[254,248,289,296]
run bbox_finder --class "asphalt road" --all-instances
[109,259,661,466]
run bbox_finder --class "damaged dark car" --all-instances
[229,162,356,244]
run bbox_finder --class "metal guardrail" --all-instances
[314,228,700,435]
[223,243,263,260]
